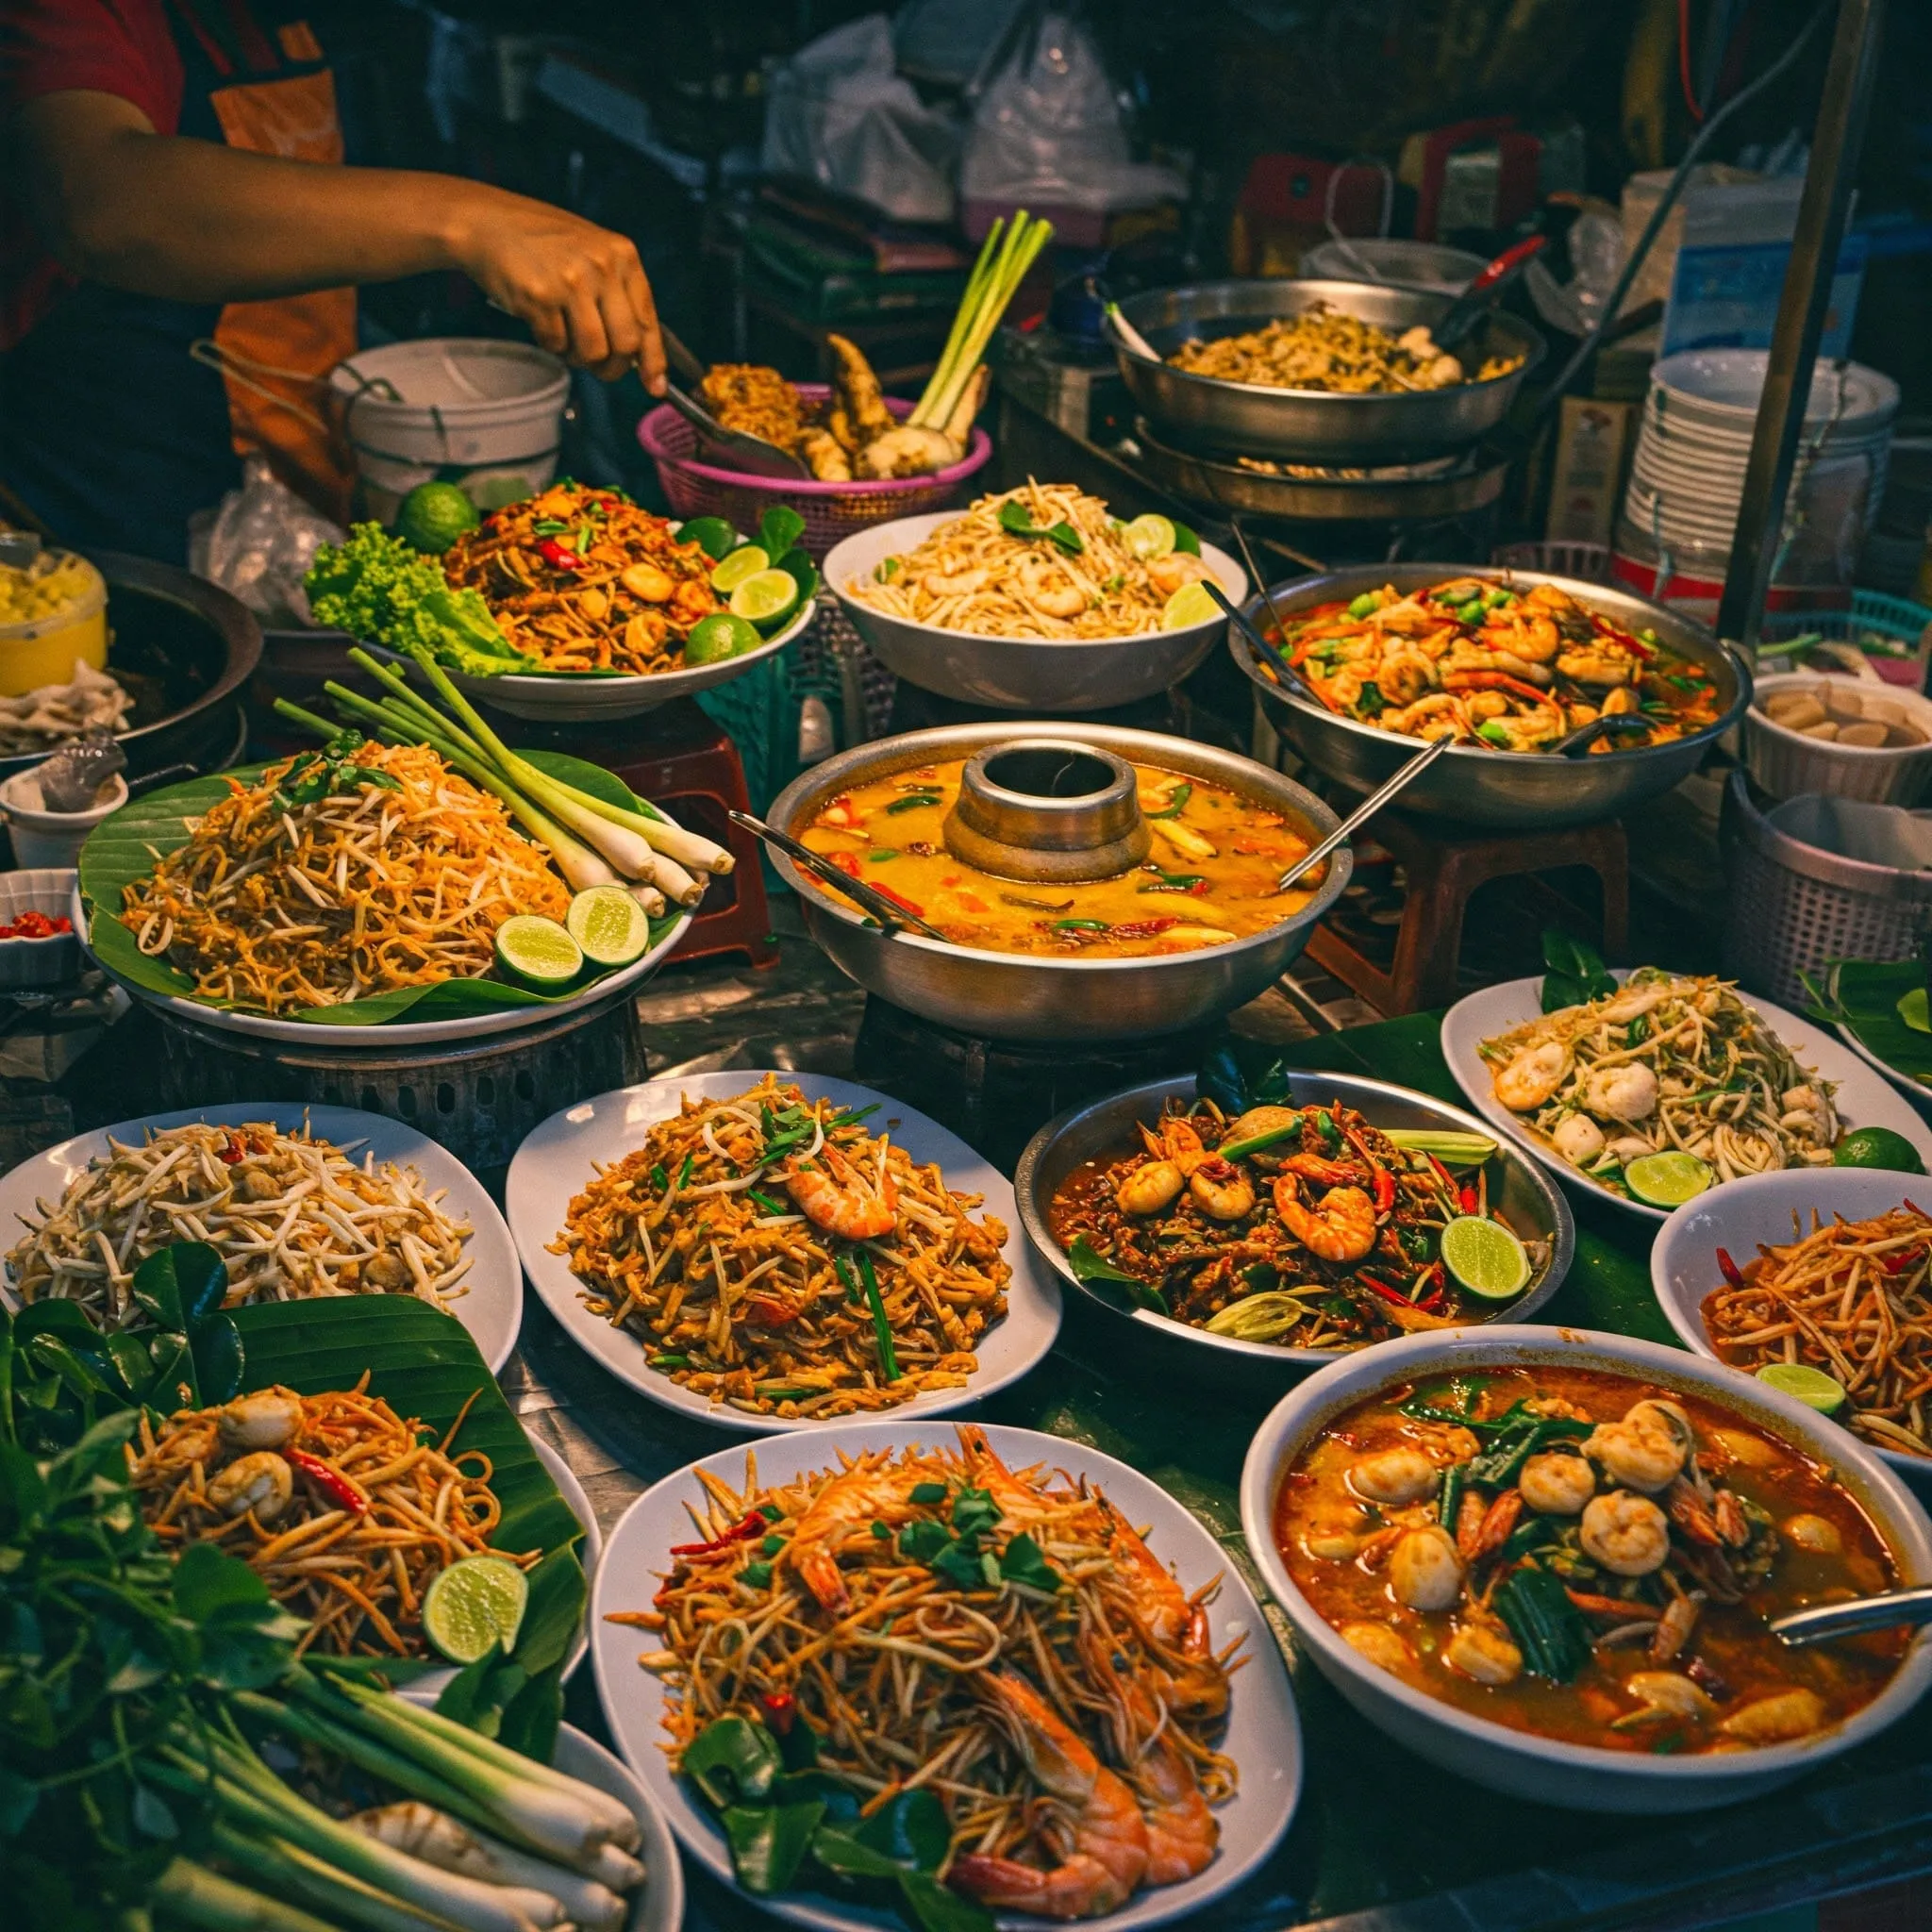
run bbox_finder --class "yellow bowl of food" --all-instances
[0,551,108,698]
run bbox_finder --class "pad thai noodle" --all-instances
[7,1119,474,1331]
[622,1425,1240,1916]
[552,1075,1010,1418]
[847,483,1213,640]
[120,739,570,1014]
[127,1378,534,1657]
[1703,1204,1932,1459]
[1168,304,1523,393]
[441,481,720,674]
[1480,971,1839,1200]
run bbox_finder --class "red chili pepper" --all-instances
[218,1132,245,1166]
[1715,1245,1747,1290]
[288,1448,367,1515]
[1459,1185,1478,1215]
[1107,918,1180,940]
[537,537,587,573]
[1414,1261,1446,1307]
[759,1690,796,1735]
[1882,1248,1924,1276]
[670,1509,768,1559]
[868,880,926,918]
[1355,1273,1413,1308]
[0,910,69,940]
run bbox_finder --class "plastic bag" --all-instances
[190,456,345,626]
[960,11,1183,213]
[761,15,958,224]
[1526,208,1624,337]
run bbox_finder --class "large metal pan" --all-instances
[1108,279,1545,465]
[765,723,1352,1042]
[1227,563,1752,831]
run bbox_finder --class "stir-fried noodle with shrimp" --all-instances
[120,739,570,1015]
[1168,304,1523,393]
[621,1426,1240,1917]
[1480,971,1838,1200]
[127,1378,534,1657]
[846,484,1214,640]
[1704,1204,1932,1459]
[6,1119,474,1331]
[552,1076,1010,1418]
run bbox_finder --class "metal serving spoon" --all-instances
[1274,735,1456,892]
[661,382,811,479]
[1202,575,1328,711]
[728,809,950,941]
[1770,1585,1932,1647]
[1550,711,1657,758]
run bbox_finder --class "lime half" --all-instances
[1624,1150,1714,1208]
[423,1556,528,1664]
[1162,580,1221,630]
[1123,513,1176,560]
[1833,1125,1925,1174]
[567,885,651,968]
[1441,1215,1531,1299]
[494,915,582,991]
[1756,1362,1848,1415]
[684,612,762,665]
[729,569,801,627]
[709,543,770,593]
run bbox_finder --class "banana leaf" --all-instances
[1807,959,1932,1090]
[75,755,679,1025]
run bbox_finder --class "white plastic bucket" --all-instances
[328,339,570,524]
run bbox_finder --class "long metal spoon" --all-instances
[661,382,811,478]
[1770,1585,1932,1647]
[1549,711,1657,758]
[1274,734,1457,893]
[728,809,950,941]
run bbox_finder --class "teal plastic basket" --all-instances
[1757,590,1932,689]
[696,609,848,814]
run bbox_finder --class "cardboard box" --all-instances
[1545,396,1635,548]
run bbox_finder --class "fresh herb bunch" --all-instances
[273,726,402,809]
[1541,926,1617,1013]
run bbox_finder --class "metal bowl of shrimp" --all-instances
[823,511,1247,711]
[1013,1071,1573,1391]
[1228,563,1752,831]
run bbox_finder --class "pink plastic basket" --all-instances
[637,385,992,560]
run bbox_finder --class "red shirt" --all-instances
[0,0,184,348]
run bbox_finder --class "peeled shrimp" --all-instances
[783,1141,897,1241]
[1272,1175,1377,1263]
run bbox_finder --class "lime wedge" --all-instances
[1123,513,1176,560]
[1756,1362,1847,1414]
[1441,1215,1531,1299]
[567,885,651,968]
[1832,1125,1925,1174]
[494,914,582,991]
[1162,580,1221,630]
[710,543,769,592]
[1624,1150,1714,1208]
[729,569,801,626]
[684,612,762,665]
[422,1556,528,1664]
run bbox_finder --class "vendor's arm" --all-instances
[10,89,665,389]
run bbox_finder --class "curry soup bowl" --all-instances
[1650,1166,1932,1500]
[1238,1324,1932,1813]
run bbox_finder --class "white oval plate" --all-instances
[507,1073,1061,1432]
[1441,974,1932,1224]
[590,1419,1300,1932]
[0,1102,524,1372]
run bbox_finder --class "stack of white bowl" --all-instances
[1619,350,1898,585]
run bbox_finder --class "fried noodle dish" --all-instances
[1167,303,1524,393]
[552,1075,1009,1418]
[441,481,721,675]
[847,483,1213,640]
[1704,1204,1932,1459]
[7,1119,473,1331]
[1267,577,1723,752]
[1481,971,1839,1199]
[120,739,570,1014]
[128,1378,535,1657]
[1052,1096,1537,1348]
[625,1425,1240,1918]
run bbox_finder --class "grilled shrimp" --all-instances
[783,1141,898,1241]
[786,1454,929,1610]
[1271,1175,1377,1263]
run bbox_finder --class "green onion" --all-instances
[832,1255,863,1305]
[1382,1129,1498,1164]
[857,1250,898,1381]
[1217,1120,1304,1161]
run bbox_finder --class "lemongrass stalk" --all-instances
[345,649,495,757]
[942,362,992,446]
[643,847,702,908]
[913,211,1051,430]
[211,1821,472,1932]
[152,1860,343,1932]
[274,698,349,742]
[912,217,1003,425]
[552,787,732,874]
[583,1843,647,1892]
[629,881,667,920]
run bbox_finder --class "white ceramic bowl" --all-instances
[0,866,80,988]
[824,511,1245,712]
[1239,1324,1932,1813]
[1650,1164,1932,1497]
[1744,672,1932,805]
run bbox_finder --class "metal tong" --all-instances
[728,809,949,941]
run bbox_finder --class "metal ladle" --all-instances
[1770,1585,1932,1647]
[728,808,950,941]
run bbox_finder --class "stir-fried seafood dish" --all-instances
[846,484,1214,640]
[552,1075,1010,1419]
[799,759,1320,958]
[128,1379,534,1657]
[1265,577,1723,752]
[1168,304,1524,394]
[1051,1096,1537,1347]
[1274,1366,1906,1752]
[1481,972,1838,1200]
[623,1426,1240,1918]
[7,1119,473,1331]
[1704,1204,1932,1459]
[441,481,721,675]
[120,739,571,1014]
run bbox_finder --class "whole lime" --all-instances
[396,481,480,553]
[684,613,762,665]
[1832,1125,1925,1174]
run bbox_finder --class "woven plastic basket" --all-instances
[1719,771,1932,1006]
[1757,588,1932,691]
[638,386,992,560]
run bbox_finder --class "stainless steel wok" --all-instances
[1226,564,1751,832]
[1108,278,1545,465]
